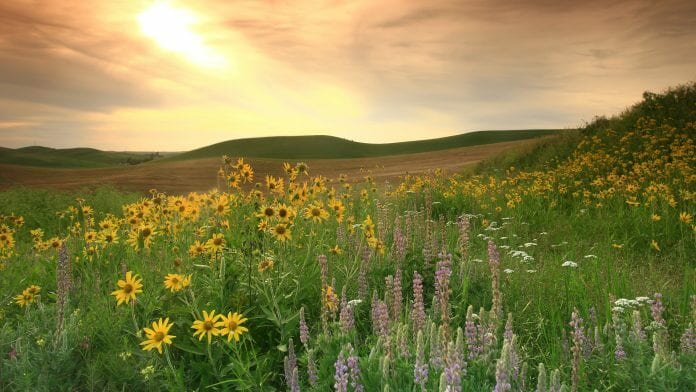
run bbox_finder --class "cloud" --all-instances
[0,0,694,150]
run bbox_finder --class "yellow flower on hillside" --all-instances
[679,212,693,224]
[322,285,339,312]
[218,312,249,342]
[192,310,222,344]
[140,318,175,354]
[205,233,226,254]
[271,223,292,242]
[304,203,329,223]
[276,204,295,222]
[650,239,661,252]
[15,290,35,307]
[258,259,274,272]
[163,273,191,292]
[111,271,143,306]
[189,240,206,257]
[651,214,661,222]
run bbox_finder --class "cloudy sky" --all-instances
[0,0,694,150]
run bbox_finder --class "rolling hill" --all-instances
[0,146,162,168]
[167,129,561,161]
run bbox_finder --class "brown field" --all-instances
[0,138,548,195]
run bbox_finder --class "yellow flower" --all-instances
[218,312,249,342]
[192,310,222,344]
[189,240,206,257]
[140,318,175,354]
[15,290,35,307]
[258,259,274,272]
[163,273,191,292]
[26,285,41,295]
[651,214,661,222]
[612,243,624,249]
[111,271,143,306]
[205,233,226,254]
[303,203,329,223]
[329,245,342,255]
[322,285,338,312]
[271,223,292,242]
[679,212,693,224]
[276,204,295,222]
[650,239,661,252]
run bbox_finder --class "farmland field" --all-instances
[0,84,694,391]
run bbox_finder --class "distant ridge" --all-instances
[167,130,561,161]
[0,129,562,168]
[0,146,160,168]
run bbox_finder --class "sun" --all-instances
[137,1,226,68]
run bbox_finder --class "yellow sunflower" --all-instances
[205,233,226,254]
[270,223,292,242]
[303,203,329,223]
[163,273,191,292]
[218,312,249,342]
[15,290,35,307]
[189,240,206,257]
[258,259,274,272]
[111,271,143,306]
[140,318,175,354]
[192,310,222,344]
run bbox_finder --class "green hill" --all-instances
[168,129,562,161]
[0,146,161,168]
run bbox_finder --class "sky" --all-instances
[0,0,695,151]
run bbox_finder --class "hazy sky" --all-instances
[1,0,695,150]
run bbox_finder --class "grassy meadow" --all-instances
[0,84,694,391]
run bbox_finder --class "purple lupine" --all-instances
[443,341,463,392]
[457,215,470,275]
[284,338,299,392]
[435,252,452,329]
[465,305,480,360]
[651,292,668,357]
[358,247,370,300]
[413,331,429,391]
[299,307,309,346]
[612,306,627,362]
[384,275,394,312]
[372,299,390,338]
[411,271,426,333]
[392,267,402,321]
[339,286,354,334]
[630,310,647,342]
[504,313,514,343]
[345,344,364,392]
[429,323,444,370]
[318,254,328,288]
[392,217,406,263]
[569,308,584,392]
[680,323,695,354]
[334,349,349,392]
[396,323,410,358]
[488,240,502,321]
[307,349,318,387]
[651,293,665,325]
[493,338,512,392]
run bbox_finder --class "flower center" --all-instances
[228,320,237,330]
[203,321,214,330]
[154,331,165,342]
[311,208,321,216]
[214,238,223,246]
[123,284,133,294]
[275,226,286,235]
[264,207,274,217]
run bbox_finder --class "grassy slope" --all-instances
[167,130,562,161]
[0,146,158,168]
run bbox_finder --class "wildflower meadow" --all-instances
[0,84,694,390]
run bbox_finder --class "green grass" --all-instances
[166,130,563,161]
[0,146,162,168]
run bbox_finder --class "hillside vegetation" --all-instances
[167,130,562,161]
[0,146,162,168]
[0,84,693,391]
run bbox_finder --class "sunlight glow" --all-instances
[137,1,226,68]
